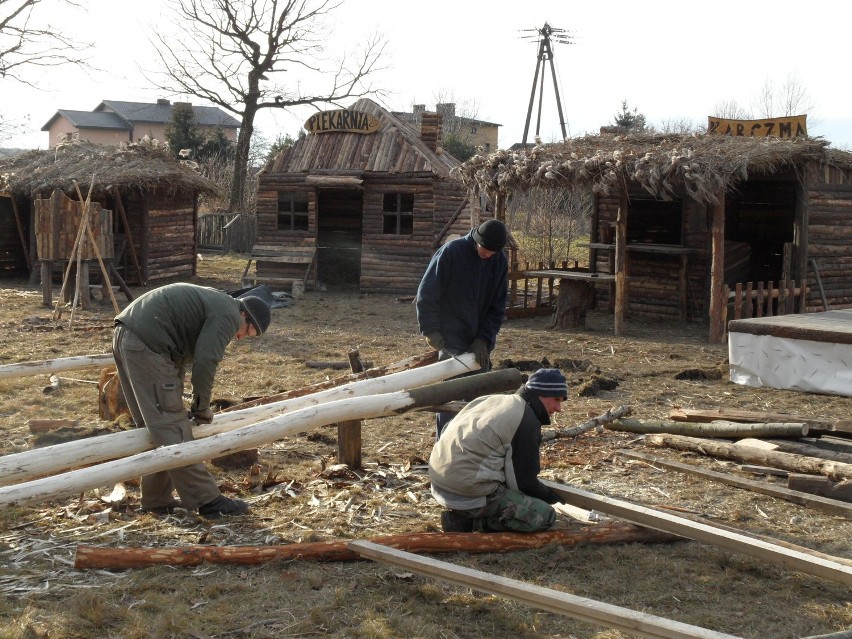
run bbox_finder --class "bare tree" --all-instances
[152,0,387,212]
[0,0,87,83]
[710,99,753,120]
[753,74,815,118]
[507,187,591,266]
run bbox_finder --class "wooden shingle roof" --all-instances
[263,99,461,177]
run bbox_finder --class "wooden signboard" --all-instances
[304,109,380,134]
[707,114,807,138]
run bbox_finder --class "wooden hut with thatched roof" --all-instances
[454,133,852,341]
[0,141,222,291]
[251,98,491,294]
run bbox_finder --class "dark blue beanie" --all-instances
[525,368,568,398]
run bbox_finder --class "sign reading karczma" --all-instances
[304,109,380,134]
[707,114,807,139]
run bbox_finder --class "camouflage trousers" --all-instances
[457,485,556,533]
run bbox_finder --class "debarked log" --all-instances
[609,418,807,439]
[74,522,679,570]
[646,434,852,481]
[0,368,521,507]
[0,353,479,487]
[0,353,115,380]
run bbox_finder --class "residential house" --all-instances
[41,99,240,148]
[393,103,500,153]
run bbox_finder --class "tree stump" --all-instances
[550,279,594,329]
[98,366,130,420]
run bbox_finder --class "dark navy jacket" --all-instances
[415,230,508,352]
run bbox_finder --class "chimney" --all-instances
[156,98,170,106]
[435,103,456,118]
[420,111,443,152]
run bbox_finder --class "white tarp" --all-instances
[728,331,852,397]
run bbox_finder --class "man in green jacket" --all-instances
[429,368,567,532]
[113,283,271,518]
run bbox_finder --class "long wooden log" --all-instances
[0,353,478,487]
[668,408,832,428]
[645,434,852,481]
[0,353,115,380]
[0,368,521,507]
[609,418,807,439]
[74,522,678,570]
[543,405,631,441]
[766,439,852,465]
[788,474,852,502]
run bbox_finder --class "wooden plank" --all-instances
[617,450,852,518]
[349,541,742,639]
[543,480,852,586]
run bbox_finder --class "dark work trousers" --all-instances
[434,348,491,439]
[112,324,221,510]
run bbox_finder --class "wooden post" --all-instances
[40,260,52,307]
[679,253,688,321]
[613,191,628,336]
[338,349,367,469]
[114,192,144,286]
[708,201,725,343]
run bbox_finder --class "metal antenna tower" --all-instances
[520,22,573,145]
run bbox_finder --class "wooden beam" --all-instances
[617,450,852,519]
[614,189,628,336]
[349,541,742,639]
[543,480,852,586]
[337,349,366,468]
[708,200,725,343]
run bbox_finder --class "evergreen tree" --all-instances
[165,103,204,157]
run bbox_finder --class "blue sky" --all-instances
[3,0,850,151]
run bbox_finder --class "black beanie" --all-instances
[240,296,271,335]
[472,219,507,252]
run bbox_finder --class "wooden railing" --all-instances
[727,279,809,320]
[507,260,584,318]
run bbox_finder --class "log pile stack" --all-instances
[606,407,852,513]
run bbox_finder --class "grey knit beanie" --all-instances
[240,296,271,335]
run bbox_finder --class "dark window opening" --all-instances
[277,191,309,231]
[382,193,414,235]
[627,199,683,245]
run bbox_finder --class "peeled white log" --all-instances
[0,353,115,380]
[0,368,521,507]
[0,353,478,486]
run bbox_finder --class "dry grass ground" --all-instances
[0,253,850,639]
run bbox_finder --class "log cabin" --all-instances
[252,98,489,294]
[0,141,222,288]
[454,132,852,340]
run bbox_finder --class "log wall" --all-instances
[140,189,197,282]
[804,165,852,311]
[255,173,468,294]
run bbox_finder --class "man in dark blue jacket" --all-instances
[416,219,508,437]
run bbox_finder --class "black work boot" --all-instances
[440,510,474,533]
[198,495,250,519]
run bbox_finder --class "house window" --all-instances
[277,191,309,231]
[627,198,683,245]
[382,193,414,235]
[470,125,478,134]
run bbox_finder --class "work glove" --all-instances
[191,408,215,424]
[470,338,489,368]
[425,332,444,351]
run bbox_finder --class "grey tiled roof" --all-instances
[97,100,240,128]
[41,100,241,132]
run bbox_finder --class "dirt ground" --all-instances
[0,253,850,639]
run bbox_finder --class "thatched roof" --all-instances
[454,133,852,205]
[0,140,223,199]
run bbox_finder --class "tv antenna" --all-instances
[519,22,573,145]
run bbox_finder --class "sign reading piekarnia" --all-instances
[707,114,807,138]
[304,109,380,134]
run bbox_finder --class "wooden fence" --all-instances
[726,279,809,320]
[198,213,256,253]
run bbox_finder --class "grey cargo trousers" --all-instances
[112,324,221,510]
